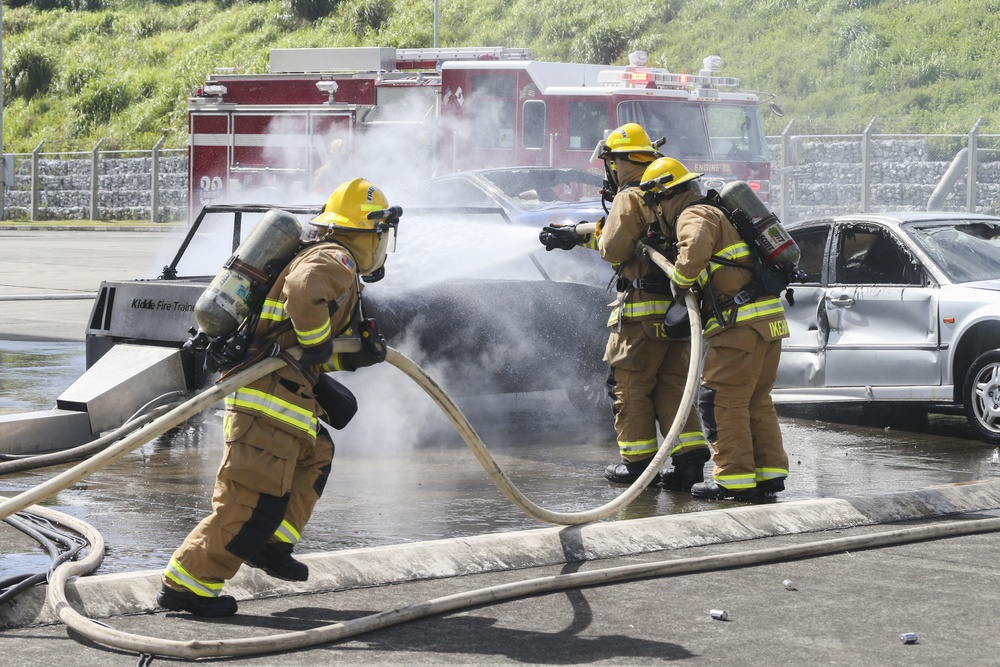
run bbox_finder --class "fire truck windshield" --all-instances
[617,101,769,164]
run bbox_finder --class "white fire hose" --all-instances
[1,245,712,658]
[7,246,1000,659]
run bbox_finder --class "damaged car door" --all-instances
[822,222,938,390]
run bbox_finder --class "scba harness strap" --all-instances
[687,191,800,317]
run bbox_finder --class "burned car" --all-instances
[85,203,614,414]
[773,212,1000,443]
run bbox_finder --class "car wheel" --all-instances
[962,349,1000,444]
[565,381,613,416]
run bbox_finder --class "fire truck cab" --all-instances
[188,47,772,214]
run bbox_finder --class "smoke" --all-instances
[184,95,612,451]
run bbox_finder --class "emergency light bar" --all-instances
[598,68,740,90]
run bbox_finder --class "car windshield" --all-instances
[480,169,604,210]
[617,101,770,163]
[904,219,1000,283]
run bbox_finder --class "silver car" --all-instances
[774,212,1000,444]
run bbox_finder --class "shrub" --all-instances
[574,23,633,65]
[3,43,56,101]
[287,0,339,22]
[75,80,134,130]
[6,0,104,9]
[352,0,392,36]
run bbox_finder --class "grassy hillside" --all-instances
[2,0,997,153]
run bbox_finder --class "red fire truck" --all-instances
[188,46,774,214]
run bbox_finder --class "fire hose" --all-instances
[0,244,710,657]
[0,241,702,524]
[5,243,1000,659]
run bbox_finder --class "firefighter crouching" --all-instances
[651,158,790,502]
[158,178,401,617]
[539,123,711,490]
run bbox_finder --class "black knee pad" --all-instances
[225,492,291,561]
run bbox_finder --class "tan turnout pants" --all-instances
[162,414,333,596]
[698,327,788,491]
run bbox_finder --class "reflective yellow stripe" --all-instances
[676,242,752,290]
[581,234,599,251]
[715,473,757,489]
[756,467,788,481]
[704,297,785,335]
[324,354,347,372]
[618,437,658,457]
[715,242,750,262]
[274,520,301,545]
[225,388,318,437]
[606,298,671,326]
[260,298,285,322]
[296,319,332,346]
[668,431,709,457]
[164,558,224,598]
[672,270,698,290]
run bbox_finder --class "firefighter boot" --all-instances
[660,451,710,492]
[157,584,238,618]
[690,481,759,503]
[756,478,786,500]
[604,458,656,486]
[246,542,309,582]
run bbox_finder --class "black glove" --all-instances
[539,224,580,251]
[298,339,333,366]
[339,334,387,371]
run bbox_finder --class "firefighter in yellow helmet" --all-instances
[158,178,401,617]
[539,124,711,489]
[646,157,789,502]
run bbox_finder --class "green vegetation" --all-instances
[2,0,997,153]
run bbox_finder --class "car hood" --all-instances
[960,279,1000,292]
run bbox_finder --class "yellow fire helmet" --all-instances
[313,177,389,232]
[592,123,663,163]
[640,157,702,193]
[312,178,401,276]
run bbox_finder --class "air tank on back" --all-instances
[193,209,303,338]
[719,180,801,267]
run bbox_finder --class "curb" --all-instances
[4,479,1000,629]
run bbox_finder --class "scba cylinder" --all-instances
[719,180,801,267]
[194,209,304,338]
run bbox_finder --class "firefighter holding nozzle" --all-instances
[539,123,711,491]
[158,178,401,617]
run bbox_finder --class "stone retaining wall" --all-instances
[771,137,1000,222]
[3,155,188,222]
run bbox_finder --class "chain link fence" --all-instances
[3,123,999,224]
[768,120,1000,223]
[0,141,188,223]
